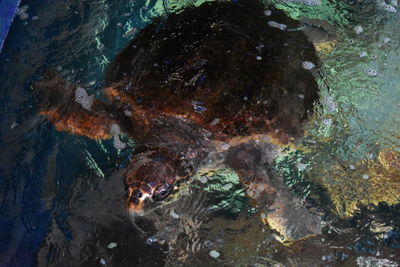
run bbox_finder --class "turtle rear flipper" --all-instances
[33,71,115,140]
[226,141,322,242]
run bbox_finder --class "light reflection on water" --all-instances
[0,0,399,266]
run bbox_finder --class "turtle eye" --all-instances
[152,184,172,201]
[132,190,143,204]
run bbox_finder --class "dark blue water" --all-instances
[0,1,168,266]
[0,0,20,51]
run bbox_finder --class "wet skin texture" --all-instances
[35,0,322,241]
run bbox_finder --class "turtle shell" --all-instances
[106,0,320,141]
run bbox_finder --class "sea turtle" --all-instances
[35,0,324,241]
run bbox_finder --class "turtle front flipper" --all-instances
[226,141,322,243]
[33,71,115,140]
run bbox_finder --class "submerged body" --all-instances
[36,0,323,241]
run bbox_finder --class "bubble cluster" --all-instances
[280,0,321,5]
[296,162,307,171]
[264,10,272,16]
[303,0,321,5]
[110,123,126,150]
[113,135,126,150]
[377,0,398,12]
[75,87,94,111]
[268,21,287,30]
[169,209,180,219]
[17,5,29,20]
[367,69,378,77]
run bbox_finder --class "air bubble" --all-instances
[124,110,133,116]
[256,56,262,61]
[302,61,315,70]
[359,52,367,57]
[354,25,363,35]
[268,21,287,30]
[199,176,208,184]
[323,96,337,112]
[107,242,117,249]
[322,118,332,126]
[209,118,220,126]
[110,123,121,136]
[222,183,233,190]
[209,250,220,258]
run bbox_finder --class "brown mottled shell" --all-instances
[106,0,320,142]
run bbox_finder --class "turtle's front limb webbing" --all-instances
[226,141,322,242]
[33,71,117,140]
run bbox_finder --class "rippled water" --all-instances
[0,0,399,266]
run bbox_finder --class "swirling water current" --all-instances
[0,0,399,266]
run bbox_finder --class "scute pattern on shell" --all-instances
[105,0,320,142]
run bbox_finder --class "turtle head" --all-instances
[125,147,193,216]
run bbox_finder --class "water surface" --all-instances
[0,0,399,266]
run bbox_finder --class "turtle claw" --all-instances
[40,108,114,140]
[34,72,116,140]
